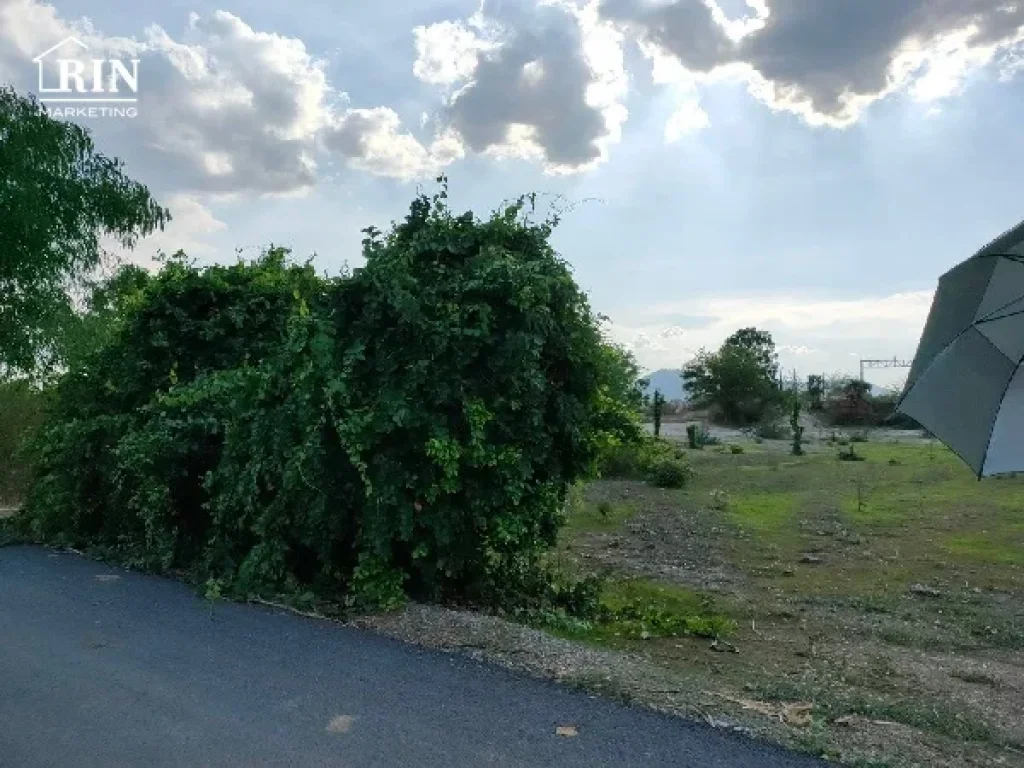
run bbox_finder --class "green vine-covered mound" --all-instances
[20,187,641,611]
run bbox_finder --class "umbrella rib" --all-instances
[897,323,971,408]
[901,254,1024,408]
[977,307,1024,324]
[972,254,1024,322]
[974,322,1024,479]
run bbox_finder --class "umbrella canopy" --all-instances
[898,218,1024,477]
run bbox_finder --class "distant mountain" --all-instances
[642,369,687,401]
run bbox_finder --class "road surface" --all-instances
[0,546,823,767]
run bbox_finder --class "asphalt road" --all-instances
[0,546,823,767]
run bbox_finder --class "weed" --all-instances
[838,445,865,462]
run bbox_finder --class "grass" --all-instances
[753,679,996,743]
[540,575,736,646]
[555,435,1024,766]
[945,532,1024,566]
[562,496,636,535]
[727,491,798,535]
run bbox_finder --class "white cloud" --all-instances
[412,19,493,85]
[601,0,1024,129]
[665,101,710,141]
[1,0,456,192]
[100,193,227,270]
[323,107,464,180]
[605,290,932,376]
[414,0,628,174]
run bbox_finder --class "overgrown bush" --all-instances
[19,187,636,612]
[0,379,46,503]
[647,457,691,489]
[598,436,691,488]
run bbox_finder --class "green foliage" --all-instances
[553,579,736,642]
[753,418,789,440]
[838,445,866,462]
[723,327,779,378]
[22,186,636,613]
[806,374,825,410]
[647,457,691,489]
[0,87,169,379]
[597,437,691,488]
[790,396,805,456]
[685,423,717,449]
[651,389,664,438]
[683,327,781,424]
[0,379,46,503]
[686,424,701,449]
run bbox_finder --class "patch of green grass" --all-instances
[563,499,636,535]
[946,532,1024,566]
[728,491,797,535]
[546,578,736,645]
[602,578,706,615]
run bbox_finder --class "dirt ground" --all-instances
[363,430,1024,767]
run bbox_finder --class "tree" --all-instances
[723,327,778,381]
[0,87,169,378]
[682,327,780,424]
[806,374,825,410]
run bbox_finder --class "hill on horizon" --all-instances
[642,369,687,401]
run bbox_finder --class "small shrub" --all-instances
[599,443,645,477]
[729,444,744,454]
[686,423,718,449]
[700,427,721,446]
[598,437,692,490]
[754,420,789,440]
[648,458,691,489]
[838,445,866,462]
[850,431,869,443]
[597,500,614,518]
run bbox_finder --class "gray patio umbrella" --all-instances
[898,218,1024,477]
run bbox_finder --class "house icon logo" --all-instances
[33,36,139,117]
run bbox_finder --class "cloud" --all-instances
[1,0,455,193]
[101,194,227,269]
[323,107,465,179]
[605,290,933,374]
[601,0,1024,128]
[413,0,628,173]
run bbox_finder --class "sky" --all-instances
[3,0,1024,388]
